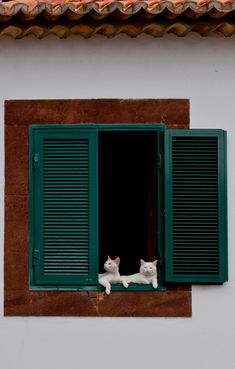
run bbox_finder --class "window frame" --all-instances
[29,123,166,292]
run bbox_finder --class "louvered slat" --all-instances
[32,130,98,286]
[165,130,227,283]
[43,139,89,275]
[172,136,218,277]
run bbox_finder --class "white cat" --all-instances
[124,259,158,289]
[99,256,128,295]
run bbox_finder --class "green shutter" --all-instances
[30,128,98,286]
[165,129,227,283]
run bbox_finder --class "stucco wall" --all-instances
[0,34,235,369]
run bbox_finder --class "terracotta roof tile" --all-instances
[1,1,235,15]
[1,0,235,37]
[1,19,235,38]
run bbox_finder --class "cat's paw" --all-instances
[122,280,128,288]
[105,286,111,295]
[152,281,158,289]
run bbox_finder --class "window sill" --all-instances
[29,284,167,292]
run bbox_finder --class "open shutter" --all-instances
[165,129,227,283]
[30,127,98,286]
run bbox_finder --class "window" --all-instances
[29,123,228,291]
[29,124,164,290]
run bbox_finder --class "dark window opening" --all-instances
[99,131,158,276]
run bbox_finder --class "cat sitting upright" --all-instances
[99,256,128,295]
[124,259,158,289]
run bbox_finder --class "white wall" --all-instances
[1,34,235,369]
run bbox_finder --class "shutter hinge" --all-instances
[33,153,39,170]
[33,249,39,266]
[156,154,162,169]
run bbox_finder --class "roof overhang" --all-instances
[1,0,235,38]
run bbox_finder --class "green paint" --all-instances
[164,129,228,283]
[29,127,98,287]
[29,124,228,291]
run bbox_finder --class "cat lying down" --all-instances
[99,257,158,294]
[124,259,158,289]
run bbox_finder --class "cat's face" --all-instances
[104,256,120,273]
[139,259,157,276]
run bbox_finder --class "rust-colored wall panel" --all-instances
[5,99,189,127]
[4,99,191,317]
[5,290,191,317]
[5,126,29,195]
[5,195,28,222]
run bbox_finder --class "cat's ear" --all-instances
[107,255,111,260]
[114,257,120,265]
[140,259,145,266]
[153,260,158,266]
